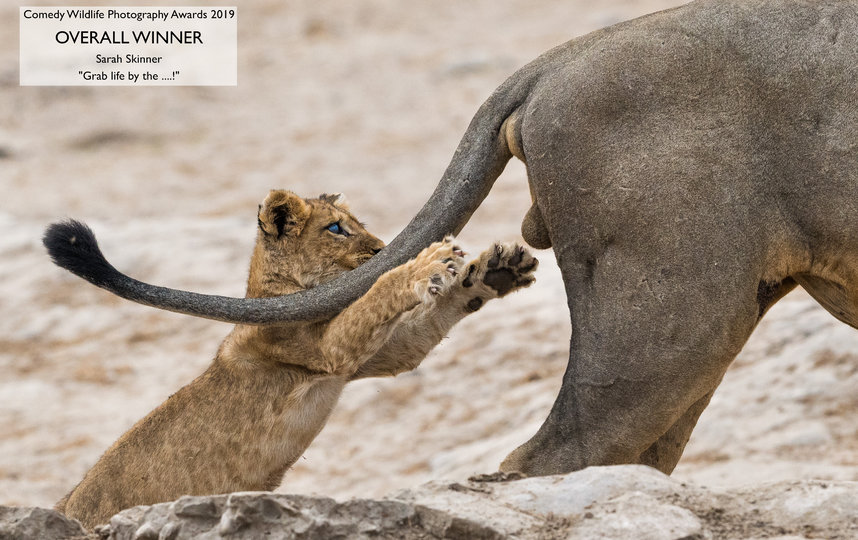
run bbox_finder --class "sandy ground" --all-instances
[2,0,857,509]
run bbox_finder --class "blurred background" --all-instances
[2,0,857,508]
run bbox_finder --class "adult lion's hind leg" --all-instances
[634,273,801,473]
[499,236,766,477]
[636,388,717,473]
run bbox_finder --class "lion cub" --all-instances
[55,190,538,528]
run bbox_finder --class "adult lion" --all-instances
[45,0,858,476]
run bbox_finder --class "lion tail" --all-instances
[43,219,282,322]
[44,220,119,290]
[42,67,539,325]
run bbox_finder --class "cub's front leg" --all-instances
[318,237,465,376]
[459,241,539,309]
[351,242,538,380]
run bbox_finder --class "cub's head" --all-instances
[248,190,385,297]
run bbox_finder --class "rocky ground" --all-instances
[2,0,858,536]
[3,466,858,539]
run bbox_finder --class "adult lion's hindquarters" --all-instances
[500,0,858,476]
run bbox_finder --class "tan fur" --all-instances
[55,190,537,529]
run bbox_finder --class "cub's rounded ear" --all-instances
[319,193,349,210]
[258,190,311,238]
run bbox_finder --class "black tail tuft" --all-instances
[43,220,117,287]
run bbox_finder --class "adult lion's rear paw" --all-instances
[408,236,466,303]
[464,243,538,298]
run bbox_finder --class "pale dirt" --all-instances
[1,0,857,509]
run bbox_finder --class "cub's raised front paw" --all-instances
[408,236,466,302]
[464,243,538,298]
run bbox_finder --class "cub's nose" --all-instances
[371,247,383,255]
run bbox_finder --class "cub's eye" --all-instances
[325,222,347,236]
